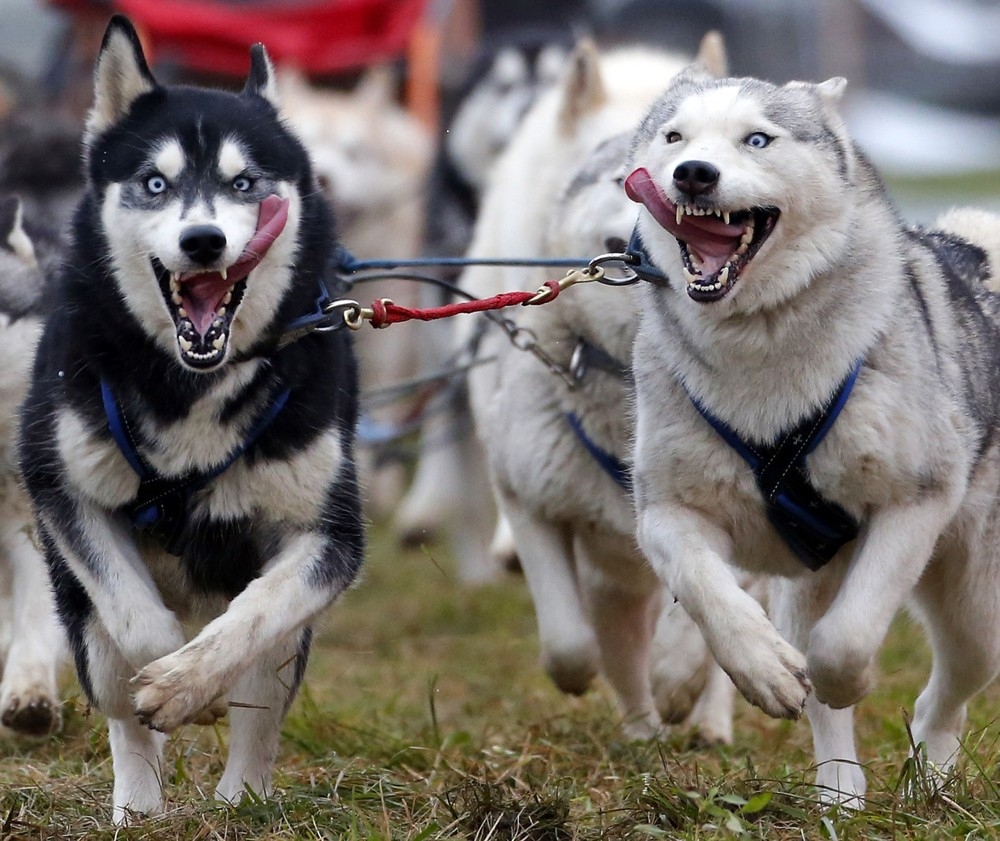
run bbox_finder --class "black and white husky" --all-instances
[18,16,363,822]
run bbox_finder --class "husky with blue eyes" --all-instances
[18,16,363,823]
[626,65,1000,806]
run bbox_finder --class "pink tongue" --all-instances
[624,168,744,274]
[180,195,290,336]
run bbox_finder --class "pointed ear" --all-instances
[85,15,157,145]
[694,30,728,78]
[816,76,848,104]
[355,65,396,109]
[0,196,38,268]
[243,44,279,107]
[275,65,311,102]
[558,39,606,132]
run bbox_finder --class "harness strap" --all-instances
[686,360,863,570]
[626,228,671,287]
[101,381,291,555]
[565,411,631,491]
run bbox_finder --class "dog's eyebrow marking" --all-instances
[218,139,249,181]
[153,139,185,181]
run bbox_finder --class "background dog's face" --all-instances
[627,73,857,314]
[84,17,311,371]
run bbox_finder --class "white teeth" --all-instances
[222,291,232,305]
[676,203,685,226]
[220,267,228,281]
[682,266,699,284]
[170,273,181,292]
[212,336,225,350]
[217,306,226,316]
[741,225,754,246]
[178,336,192,351]
[722,210,730,225]
[171,291,182,306]
[178,307,187,318]
[718,265,730,285]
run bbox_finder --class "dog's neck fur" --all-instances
[637,177,902,443]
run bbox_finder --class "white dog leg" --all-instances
[684,661,736,746]
[907,560,1000,776]
[499,496,598,695]
[109,715,169,824]
[770,572,864,805]
[216,630,307,804]
[649,598,711,725]
[637,503,810,718]
[0,501,66,735]
[575,534,661,740]
[808,499,959,710]
[807,698,866,807]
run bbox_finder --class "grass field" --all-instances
[3,520,1000,841]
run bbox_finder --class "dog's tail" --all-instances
[934,207,1000,292]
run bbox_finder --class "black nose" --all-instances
[179,225,227,265]
[672,160,719,197]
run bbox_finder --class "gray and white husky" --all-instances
[626,66,1000,804]
[17,17,363,822]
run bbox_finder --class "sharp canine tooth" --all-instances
[718,265,730,284]
[221,267,228,281]
[223,291,232,305]
[682,266,698,284]
[723,210,730,224]
[178,336,192,351]
[676,204,685,226]
[217,306,226,316]
[212,336,225,350]
[178,307,187,318]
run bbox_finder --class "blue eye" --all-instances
[146,174,168,194]
[233,176,253,192]
[746,132,772,149]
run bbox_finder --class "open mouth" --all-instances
[152,195,289,368]
[624,167,779,303]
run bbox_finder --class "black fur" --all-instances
[18,17,364,721]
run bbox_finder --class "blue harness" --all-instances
[625,225,862,570]
[684,363,862,570]
[101,381,290,556]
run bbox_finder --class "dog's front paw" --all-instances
[1,690,62,737]
[807,625,876,709]
[722,624,811,719]
[131,653,225,733]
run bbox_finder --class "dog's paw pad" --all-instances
[1,694,62,737]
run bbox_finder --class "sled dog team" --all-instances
[2,11,1000,823]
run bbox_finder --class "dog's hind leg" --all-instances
[575,533,662,740]
[908,551,1000,776]
[498,494,598,695]
[216,628,310,804]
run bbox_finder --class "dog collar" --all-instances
[685,360,863,570]
[101,381,290,555]
[626,227,671,287]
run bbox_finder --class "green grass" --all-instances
[4,524,1000,840]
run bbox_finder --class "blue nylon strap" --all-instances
[101,379,291,554]
[565,411,631,491]
[332,244,593,274]
[685,360,863,570]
